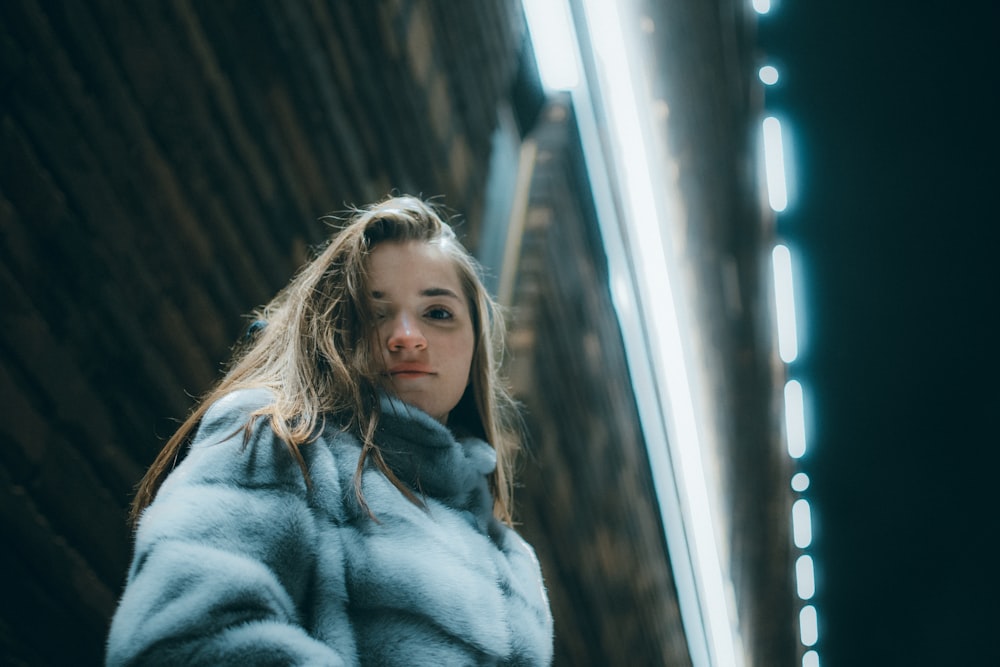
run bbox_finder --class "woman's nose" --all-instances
[386,313,427,351]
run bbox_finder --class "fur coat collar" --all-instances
[375,395,501,538]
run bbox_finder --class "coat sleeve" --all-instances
[106,389,355,667]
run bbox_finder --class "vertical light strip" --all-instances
[784,379,807,458]
[546,22,714,667]
[799,605,819,646]
[527,1,746,663]
[521,0,580,90]
[795,555,816,599]
[762,116,788,212]
[792,499,813,549]
[579,1,741,665]
[752,0,773,15]
[570,72,716,667]
[771,244,799,363]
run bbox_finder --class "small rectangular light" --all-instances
[763,116,788,212]
[792,498,813,549]
[772,244,799,363]
[799,605,819,646]
[784,379,807,458]
[795,554,815,599]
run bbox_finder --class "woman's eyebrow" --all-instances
[421,287,461,300]
[370,287,461,300]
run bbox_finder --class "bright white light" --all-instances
[753,0,772,14]
[611,270,634,320]
[791,472,810,492]
[792,498,813,549]
[799,605,819,646]
[759,65,779,85]
[785,380,806,459]
[784,379,807,458]
[580,0,742,665]
[762,116,788,211]
[523,0,580,90]
[803,649,820,667]
[771,244,799,363]
[795,555,816,599]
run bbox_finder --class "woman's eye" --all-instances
[426,307,453,320]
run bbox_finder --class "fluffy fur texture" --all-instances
[106,389,553,666]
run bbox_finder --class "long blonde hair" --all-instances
[130,196,521,527]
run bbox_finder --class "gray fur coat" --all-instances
[106,388,553,666]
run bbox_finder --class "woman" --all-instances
[106,196,554,666]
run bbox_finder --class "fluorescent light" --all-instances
[784,379,807,458]
[758,65,779,85]
[795,555,815,599]
[792,498,813,549]
[772,244,799,363]
[523,0,580,90]
[762,116,788,211]
[752,0,772,14]
[799,605,819,646]
[803,649,821,667]
[577,0,742,664]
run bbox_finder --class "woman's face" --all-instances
[368,240,476,423]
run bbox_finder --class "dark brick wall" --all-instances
[0,1,525,663]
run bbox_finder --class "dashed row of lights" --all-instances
[755,2,821,667]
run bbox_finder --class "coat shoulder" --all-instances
[193,387,277,446]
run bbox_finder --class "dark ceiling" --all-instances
[758,1,1000,665]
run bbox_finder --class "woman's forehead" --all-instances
[368,240,466,292]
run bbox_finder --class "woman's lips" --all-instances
[388,364,433,379]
